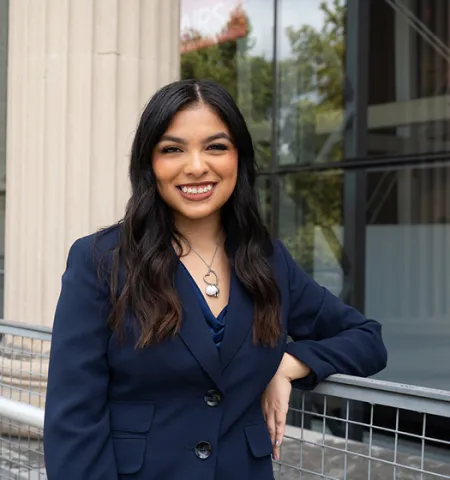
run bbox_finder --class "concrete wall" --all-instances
[4,0,181,326]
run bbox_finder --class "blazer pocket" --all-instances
[110,402,155,475]
[110,401,155,434]
[244,422,273,458]
[112,436,146,475]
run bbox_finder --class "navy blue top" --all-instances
[44,228,388,480]
[182,263,227,347]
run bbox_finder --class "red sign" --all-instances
[180,0,249,53]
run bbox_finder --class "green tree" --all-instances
[280,0,345,164]
[279,0,346,271]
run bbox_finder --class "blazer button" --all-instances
[204,389,222,407]
[195,441,212,460]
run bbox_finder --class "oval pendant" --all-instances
[204,269,219,297]
[205,284,220,297]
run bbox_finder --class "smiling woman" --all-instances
[152,105,238,221]
[43,79,387,480]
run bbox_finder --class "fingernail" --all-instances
[275,440,280,446]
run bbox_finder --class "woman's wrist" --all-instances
[278,352,312,382]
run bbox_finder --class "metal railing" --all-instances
[276,377,450,479]
[0,321,50,479]
[0,321,449,479]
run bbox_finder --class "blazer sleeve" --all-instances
[277,241,388,390]
[44,238,118,480]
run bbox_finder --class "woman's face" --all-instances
[152,104,238,221]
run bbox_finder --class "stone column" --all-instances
[5,0,181,327]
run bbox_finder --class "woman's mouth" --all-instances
[176,183,217,201]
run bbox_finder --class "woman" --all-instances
[44,79,387,480]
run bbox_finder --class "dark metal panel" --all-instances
[256,151,450,175]
[341,0,370,443]
[342,0,369,312]
[269,0,280,237]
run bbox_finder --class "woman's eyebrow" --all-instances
[159,132,232,144]
[203,132,232,143]
[160,134,186,144]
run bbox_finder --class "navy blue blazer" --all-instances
[44,227,387,480]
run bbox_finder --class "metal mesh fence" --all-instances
[274,379,450,480]
[0,418,45,480]
[0,322,449,479]
[0,322,50,479]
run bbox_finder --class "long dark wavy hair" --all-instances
[108,79,281,348]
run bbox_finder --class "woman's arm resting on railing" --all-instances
[262,241,388,460]
[279,239,388,389]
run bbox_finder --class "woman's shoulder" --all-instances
[270,238,291,262]
[67,224,122,269]
[264,238,294,274]
[269,238,307,279]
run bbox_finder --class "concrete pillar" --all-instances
[5,0,180,327]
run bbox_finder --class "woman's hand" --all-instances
[262,372,291,461]
[262,353,311,460]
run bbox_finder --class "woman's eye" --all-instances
[207,143,228,151]
[161,146,182,154]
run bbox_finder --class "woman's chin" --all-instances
[172,203,224,222]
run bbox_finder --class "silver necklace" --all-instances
[186,241,221,298]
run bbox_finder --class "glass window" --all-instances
[278,170,344,296]
[277,0,346,166]
[365,164,450,390]
[255,175,272,229]
[180,0,274,169]
[365,0,450,157]
[178,0,450,395]
[350,0,450,391]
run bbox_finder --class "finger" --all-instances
[275,409,287,451]
[273,443,280,461]
[266,411,276,447]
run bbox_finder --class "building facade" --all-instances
[1,0,450,393]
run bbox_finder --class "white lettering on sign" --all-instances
[181,2,227,38]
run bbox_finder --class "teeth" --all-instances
[181,184,213,194]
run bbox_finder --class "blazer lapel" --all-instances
[175,263,224,392]
[219,268,254,370]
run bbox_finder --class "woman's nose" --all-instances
[184,151,208,176]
